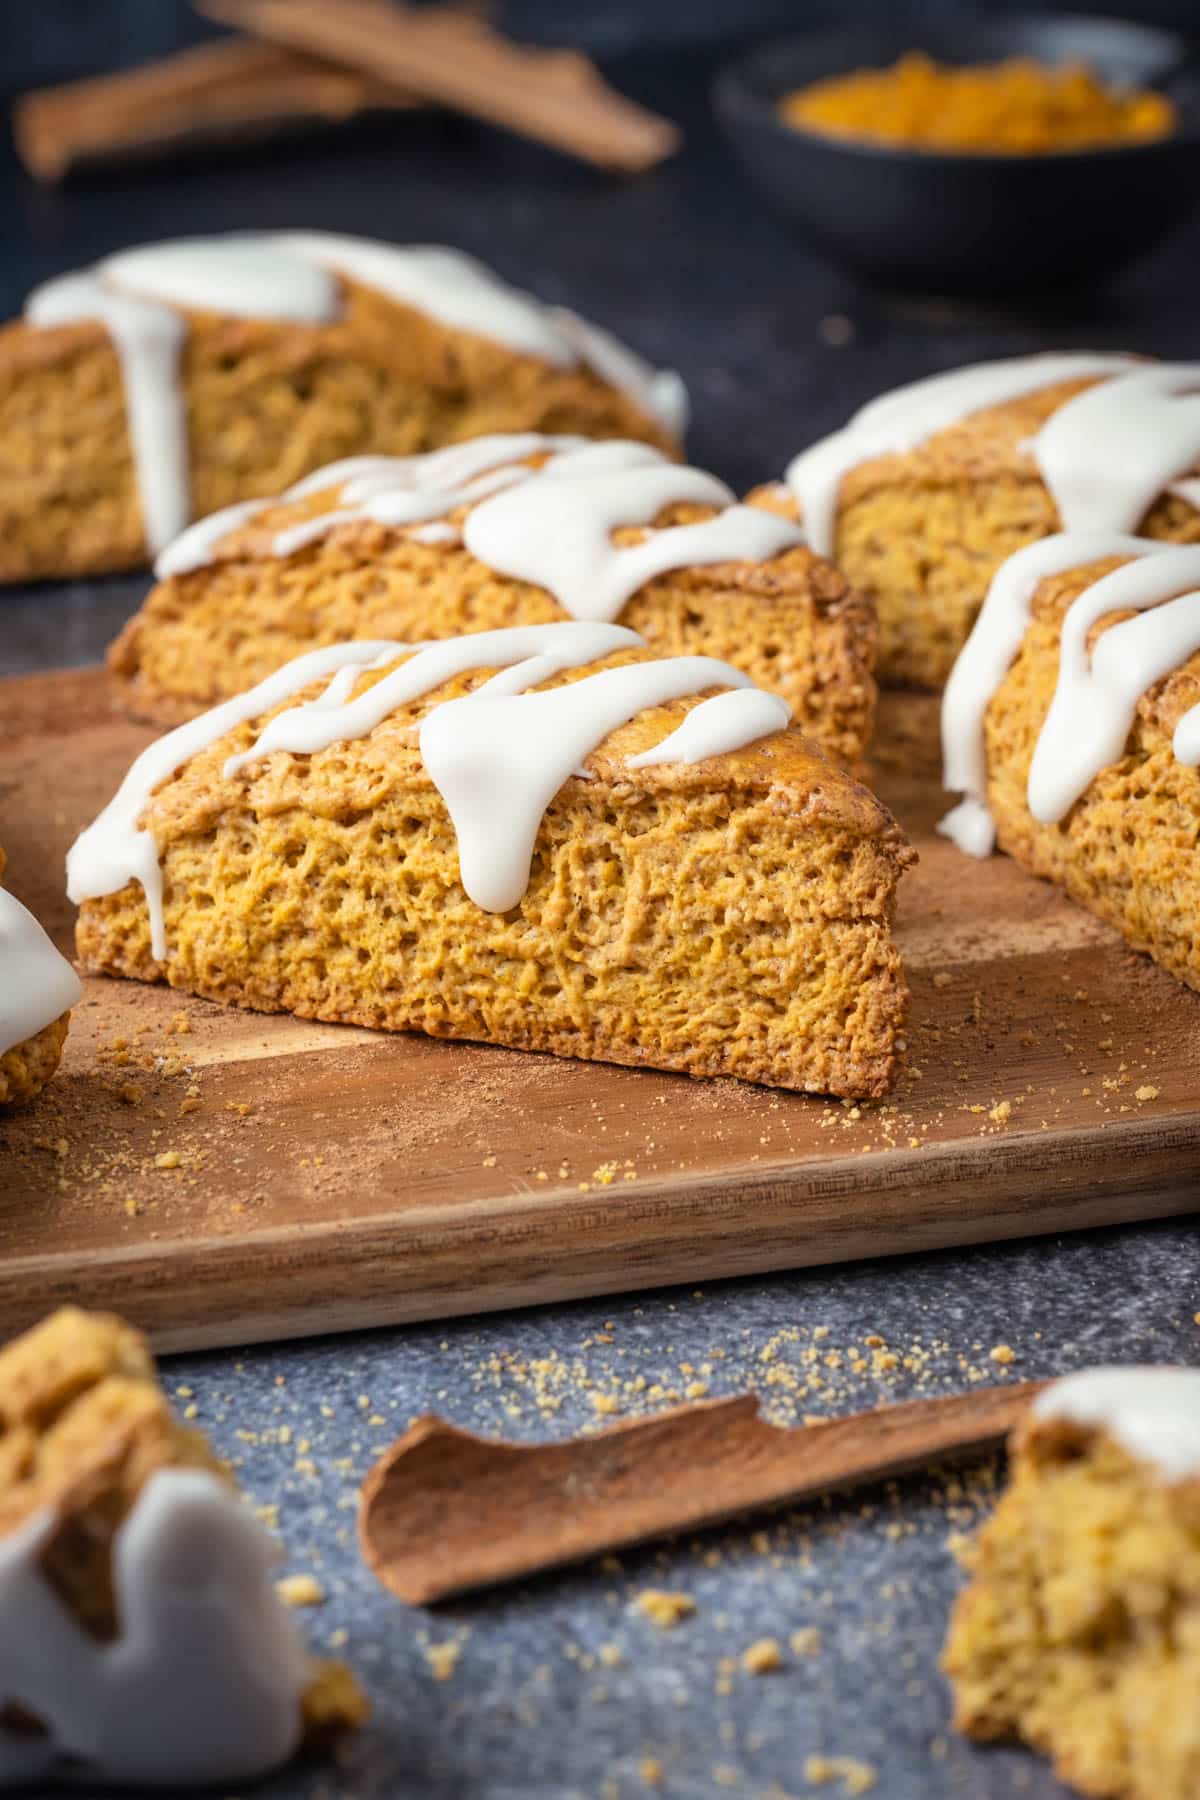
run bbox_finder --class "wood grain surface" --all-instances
[360,1381,1046,1603]
[0,668,1196,1352]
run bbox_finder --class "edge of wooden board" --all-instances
[2,1115,1195,1351]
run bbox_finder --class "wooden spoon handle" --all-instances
[360,1380,1043,1605]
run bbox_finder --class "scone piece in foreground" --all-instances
[0,846,81,1105]
[0,231,683,583]
[74,623,913,1098]
[762,353,1200,689]
[0,1306,365,1788]
[942,1367,1200,1800]
[939,534,1200,993]
[108,436,878,767]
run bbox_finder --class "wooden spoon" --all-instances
[360,1380,1043,1605]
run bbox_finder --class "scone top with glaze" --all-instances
[0,232,685,582]
[0,845,81,1106]
[757,355,1200,689]
[108,435,879,768]
[0,1306,365,1789]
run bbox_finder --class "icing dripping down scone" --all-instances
[755,355,1200,689]
[943,1366,1200,1800]
[0,232,685,582]
[937,534,1200,991]
[108,436,878,769]
[73,623,914,1099]
[0,845,81,1106]
[0,1307,365,1788]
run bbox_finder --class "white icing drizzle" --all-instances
[74,623,790,944]
[0,1468,310,1788]
[153,497,268,579]
[221,622,638,778]
[28,233,685,559]
[1035,364,1200,534]
[625,687,791,768]
[67,640,405,960]
[939,537,1200,853]
[938,532,1169,856]
[151,437,805,626]
[785,353,1141,557]
[462,441,805,623]
[1033,1367,1200,1482]
[0,888,82,1058]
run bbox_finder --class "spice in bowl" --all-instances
[778,52,1175,155]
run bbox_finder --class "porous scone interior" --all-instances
[943,1420,1200,1800]
[78,646,913,1099]
[0,1307,364,1741]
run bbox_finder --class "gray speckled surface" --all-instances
[2,32,1200,1800]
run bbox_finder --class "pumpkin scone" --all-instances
[756,354,1200,689]
[72,623,913,1098]
[940,533,1200,992]
[107,436,878,765]
[0,1305,366,1788]
[0,846,81,1106]
[943,1366,1200,1800]
[0,231,685,583]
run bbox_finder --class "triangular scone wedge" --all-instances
[75,626,913,1098]
[0,1306,366,1787]
[107,437,878,769]
[943,1368,1200,1800]
[0,233,681,584]
[0,846,81,1106]
[938,537,1200,993]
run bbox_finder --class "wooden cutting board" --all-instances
[1,671,1197,1352]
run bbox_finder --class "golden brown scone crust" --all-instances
[109,475,879,767]
[0,1306,365,1742]
[751,377,1200,690]
[80,645,913,1098]
[0,844,72,1106]
[0,276,677,584]
[943,1409,1200,1800]
[983,554,1200,991]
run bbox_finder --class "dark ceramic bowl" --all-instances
[712,14,1200,294]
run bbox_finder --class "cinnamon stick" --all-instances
[360,1380,1042,1605]
[196,0,681,173]
[13,36,418,182]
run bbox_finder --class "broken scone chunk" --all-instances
[943,1366,1200,1800]
[0,1307,366,1787]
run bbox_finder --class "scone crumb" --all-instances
[276,1572,325,1608]
[153,1149,182,1169]
[989,1344,1015,1365]
[988,1099,1011,1124]
[598,1644,624,1668]
[790,1627,822,1656]
[1135,1084,1160,1101]
[633,1589,696,1630]
[741,1637,783,1674]
[803,1753,878,1794]
[639,1756,665,1787]
[424,1641,462,1682]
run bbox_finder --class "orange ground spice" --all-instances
[779,52,1175,155]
